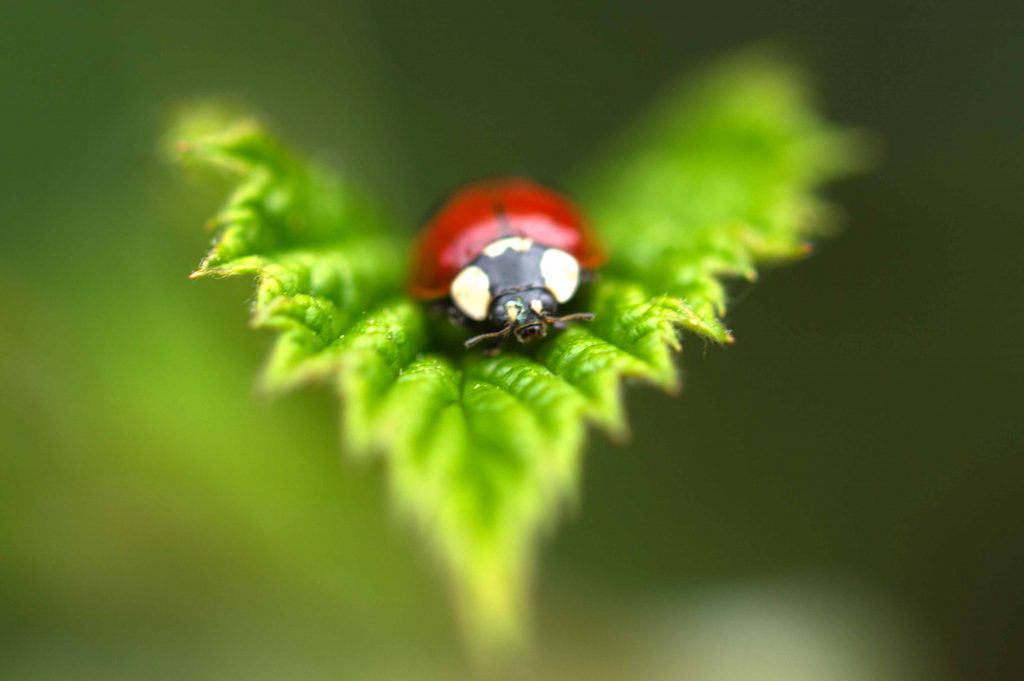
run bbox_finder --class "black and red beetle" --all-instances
[409,178,606,348]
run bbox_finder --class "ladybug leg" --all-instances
[436,300,469,327]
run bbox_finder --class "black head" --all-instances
[462,287,595,349]
[489,289,557,343]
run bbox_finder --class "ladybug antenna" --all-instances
[543,311,596,328]
[464,325,512,349]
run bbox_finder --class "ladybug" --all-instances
[410,178,605,349]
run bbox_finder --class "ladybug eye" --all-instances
[540,248,580,303]
[449,265,491,321]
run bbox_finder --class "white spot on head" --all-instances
[530,299,544,314]
[450,265,491,321]
[540,248,580,303]
[482,236,534,257]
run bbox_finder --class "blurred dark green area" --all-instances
[1,1,1021,679]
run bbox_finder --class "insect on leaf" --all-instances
[171,53,861,658]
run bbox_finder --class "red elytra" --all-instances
[409,178,605,300]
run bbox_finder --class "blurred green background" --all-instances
[2,1,1021,679]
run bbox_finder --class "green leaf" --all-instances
[171,55,860,657]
